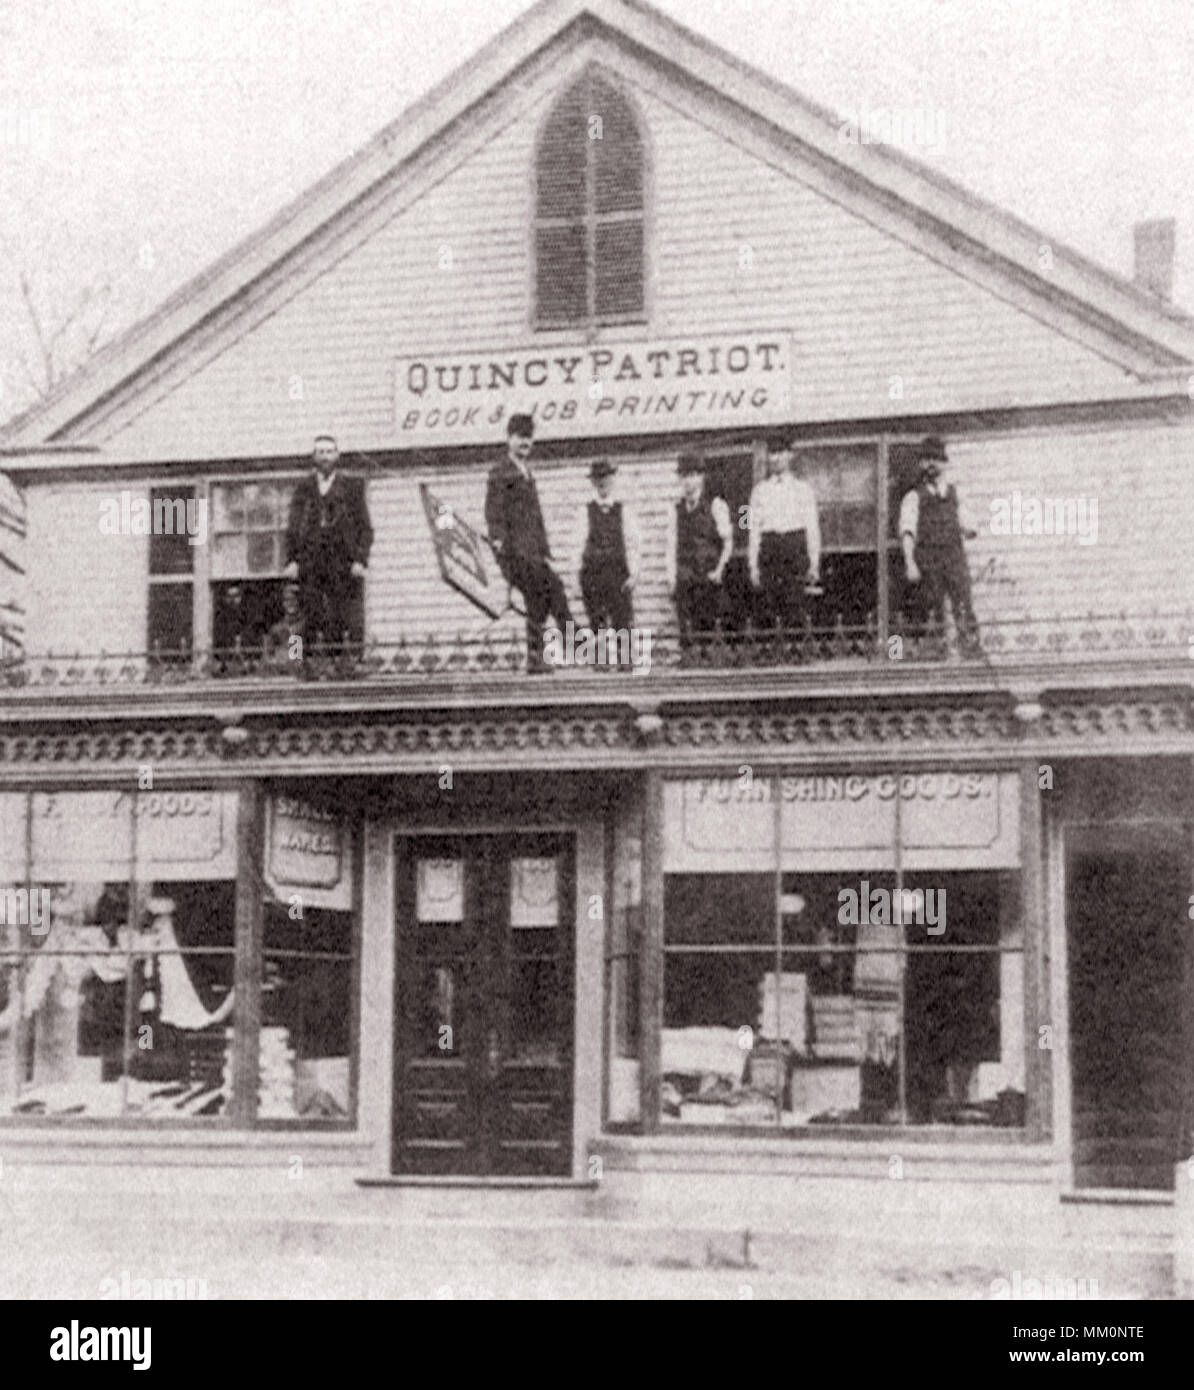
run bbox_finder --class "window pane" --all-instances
[662,951,773,1124]
[793,445,876,552]
[148,581,193,657]
[807,552,877,631]
[211,533,248,580]
[246,531,277,574]
[536,224,587,324]
[261,905,355,1121]
[211,483,244,533]
[244,483,274,531]
[510,857,558,928]
[261,954,352,1119]
[594,219,644,319]
[2,879,236,1119]
[536,87,587,220]
[148,488,196,575]
[592,80,643,214]
[665,873,774,945]
[416,858,464,923]
[211,579,285,652]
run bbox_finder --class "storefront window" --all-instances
[656,773,1024,1130]
[261,791,358,1124]
[1,786,360,1128]
[0,790,238,1120]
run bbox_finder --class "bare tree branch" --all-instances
[15,269,115,399]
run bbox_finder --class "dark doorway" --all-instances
[1067,825,1186,1190]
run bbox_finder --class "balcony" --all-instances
[0,610,1189,704]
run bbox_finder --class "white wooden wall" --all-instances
[20,419,1194,657]
[95,42,1132,460]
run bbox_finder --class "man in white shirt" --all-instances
[665,453,733,651]
[576,459,641,636]
[748,446,821,632]
[898,436,980,654]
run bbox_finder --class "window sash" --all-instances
[647,772,1027,1131]
[0,786,360,1131]
[535,71,645,328]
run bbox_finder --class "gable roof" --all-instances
[4,0,1193,451]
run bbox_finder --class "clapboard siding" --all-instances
[25,485,148,657]
[366,451,677,648]
[19,418,1193,658]
[100,44,1134,460]
[956,422,1194,625]
[0,474,25,654]
[15,417,1194,657]
[365,417,1194,652]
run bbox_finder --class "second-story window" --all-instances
[147,485,195,660]
[535,71,645,328]
[795,444,879,632]
[210,480,294,652]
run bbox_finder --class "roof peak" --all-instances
[3,0,1190,448]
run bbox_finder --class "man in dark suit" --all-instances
[484,413,573,673]
[284,434,373,654]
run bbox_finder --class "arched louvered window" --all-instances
[535,71,645,327]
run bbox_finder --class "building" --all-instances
[0,0,1191,1267]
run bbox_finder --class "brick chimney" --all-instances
[1133,218,1176,300]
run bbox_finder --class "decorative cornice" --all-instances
[662,705,1019,749]
[0,691,1187,779]
[1038,696,1192,741]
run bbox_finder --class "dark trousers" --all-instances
[504,554,573,668]
[757,531,809,631]
[675,571,723,646]
[298,568,361,652]
[581,564,634,633]
[915,546,979,650]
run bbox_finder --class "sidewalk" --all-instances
[0,1164,1177,1300]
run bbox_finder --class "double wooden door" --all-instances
[392,833,574,1175]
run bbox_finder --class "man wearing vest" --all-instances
[665,453,733,653]
[577,458,640,638]
[747,444,822,632]
[485,413,574,674]
[283,433,373,656]
[899,435,981,655]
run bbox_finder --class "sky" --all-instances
[1,0,1192,426]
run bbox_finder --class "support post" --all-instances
[1021,758,1050,1142]
[638,771,663,1133]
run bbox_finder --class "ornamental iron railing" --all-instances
[0,611,1189,692]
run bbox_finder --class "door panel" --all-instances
[393,833,574,1175]
[1067,826,1185,1191]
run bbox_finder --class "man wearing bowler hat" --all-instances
[665,453,733,652]
[485,413,574,673]
[898,435,980,655]
[576,458,640,637]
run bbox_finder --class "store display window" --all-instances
[260,789,358,1125]
[0,790,238,1120]
[656,772,1025,1130]
[0,786,360,1127]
